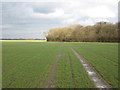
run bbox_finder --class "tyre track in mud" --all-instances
[44,54,61,88]
[71,48,111,89]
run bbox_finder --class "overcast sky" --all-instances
[1,0,119,39]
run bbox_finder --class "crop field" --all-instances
[2,41,118,88]
[70,43,118,88]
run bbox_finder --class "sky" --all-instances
[1,0,119,39]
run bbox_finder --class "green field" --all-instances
[2,41,118,88]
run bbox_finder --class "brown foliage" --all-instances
[46,22,119,42]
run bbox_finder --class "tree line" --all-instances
[46,22,119,42]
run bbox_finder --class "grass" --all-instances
[55,44,94,88]
[3,42,60,88]
[70,42,118,88]
[2,41,118,88]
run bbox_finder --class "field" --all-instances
[2,41,118,88]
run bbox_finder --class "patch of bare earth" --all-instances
[44,54,61,88]
[71,48,111,89]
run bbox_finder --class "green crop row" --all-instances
[70,43,118,88]
[2,42,118,88]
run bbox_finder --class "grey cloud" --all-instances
[1,1,118,39]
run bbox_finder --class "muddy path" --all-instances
[44,54,61,88]
[71,48,111,88]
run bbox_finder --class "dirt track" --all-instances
[44,54,61,88]
[71,48,111,88]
